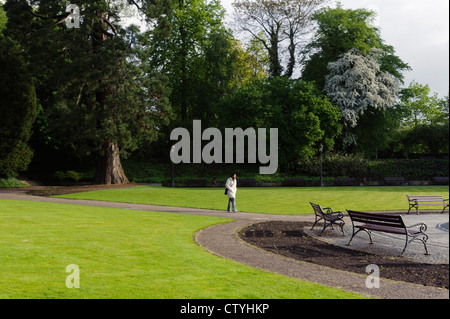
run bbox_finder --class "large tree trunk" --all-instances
[94,141,129,185]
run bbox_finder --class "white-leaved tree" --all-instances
[324,48,399,146]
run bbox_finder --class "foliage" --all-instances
[298,153,369,179]
[301,4,410,90]
[400,125,449,156]
[0,3,6,33]
[325,48,399,128]
[233,0,326,77]
[4,0,173,183]
[142,0,228,125]
[54,170,81,182]
[368,159,449,181]
[0,35,37,178]
[0,177,27,188]
[399,81,442,128]
[216,77,342,171]
[324,48,399,149]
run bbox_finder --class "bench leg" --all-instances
[310,216,323,231]
[319,222,329,236]
[405,234,430,256]
[408,202,419,215]
[400,239,408,257]
[338,222,345,236]
[347,228,373,246]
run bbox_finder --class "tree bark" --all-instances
[94,141,129,185]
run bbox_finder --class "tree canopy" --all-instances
[301,4,410,90]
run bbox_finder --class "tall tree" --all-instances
[4,0,173,184]
[0,2,6,33]
[398,81,441,128]
[141,0,227,125]
[217,77,342,170]
[324,48,399,148]
[302,4,409,90]
[232,0,326,78]
[0,35,37,178]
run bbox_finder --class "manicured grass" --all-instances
[0,199,364,299]
[57,185,449,215]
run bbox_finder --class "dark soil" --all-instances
[238,221,449,290]
[24,183,138,197]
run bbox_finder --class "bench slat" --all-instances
[357,224,406,235]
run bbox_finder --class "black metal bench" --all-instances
[310,202,345,236]
[346,210,429,256]
[407,195,449,214]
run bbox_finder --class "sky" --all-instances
[221,0,450,98]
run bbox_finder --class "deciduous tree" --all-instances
[232,0,326,77]
[324,48,399,147]
[302,5,409,90]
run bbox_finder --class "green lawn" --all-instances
[0,199,364,299]
[57,185,449,214]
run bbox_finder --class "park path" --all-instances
[0,188,448,299]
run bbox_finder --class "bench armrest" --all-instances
[326,210,344,219]
[406,223,427,233]
[323,207,333,213]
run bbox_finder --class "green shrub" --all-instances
[65,171,80,182]
[298,153,369,179]
[54,171,66,182]
[54,170,81,182]
[367,159,449,180]
[0,177,27,188]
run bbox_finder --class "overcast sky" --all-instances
[221,0,449,98]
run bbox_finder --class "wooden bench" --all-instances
[384,177,405,186]
[407,195,449,214]
[346,210,429,256]
[310,202,345,236]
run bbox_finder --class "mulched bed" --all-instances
[238,221,449,289]
[24,183,138,197]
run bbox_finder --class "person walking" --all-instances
[225,173,238,213]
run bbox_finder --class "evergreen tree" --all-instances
[4,0,173,184]
[0,35,37,178]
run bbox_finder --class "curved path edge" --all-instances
[1,190,448,299]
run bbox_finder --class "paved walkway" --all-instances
[0,188,448,299]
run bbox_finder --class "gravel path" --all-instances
[1,188,448,299]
